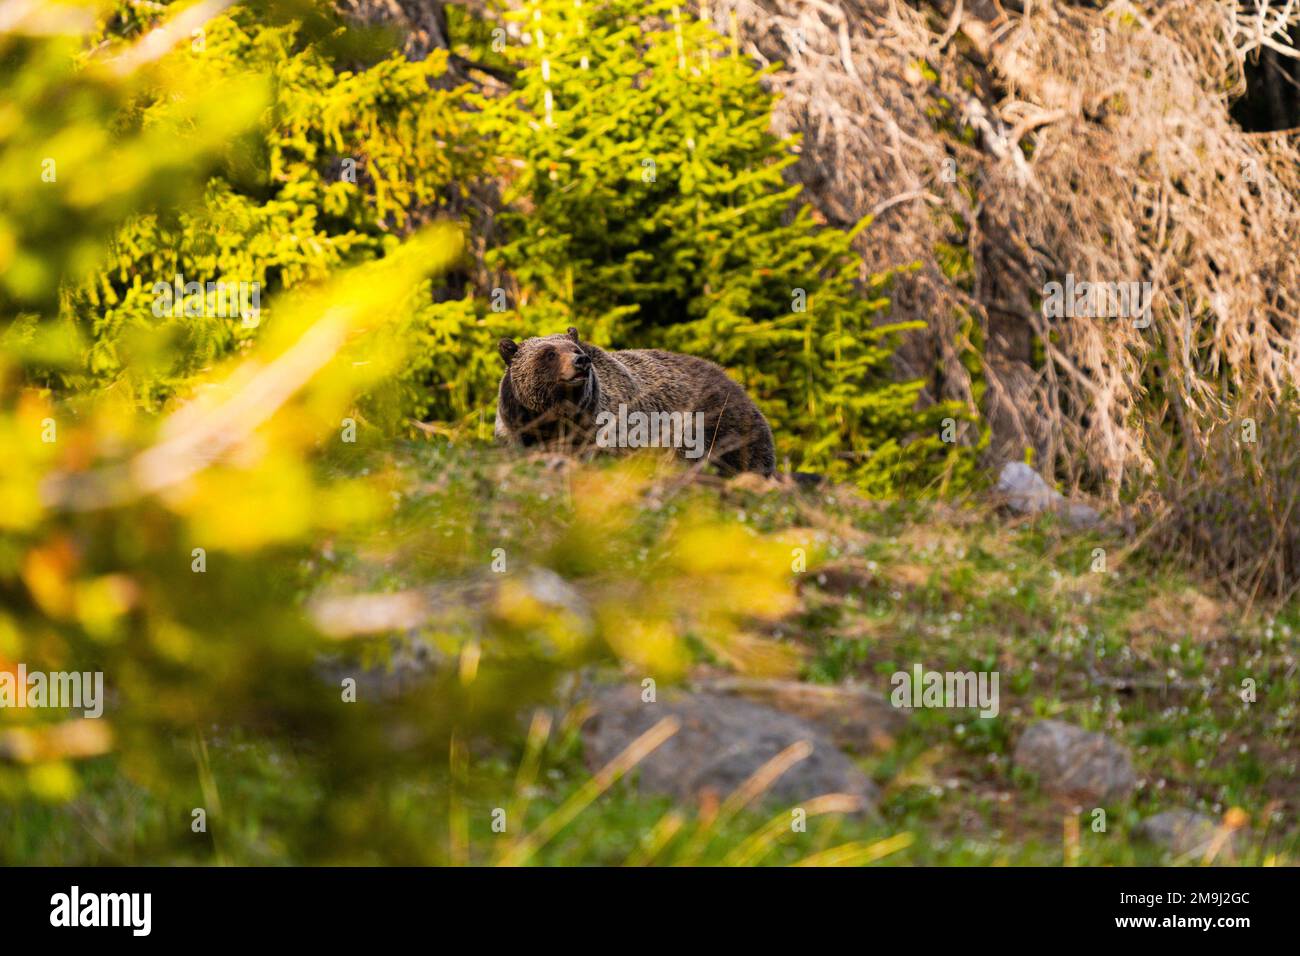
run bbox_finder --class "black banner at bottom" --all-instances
[0,865,1281,942]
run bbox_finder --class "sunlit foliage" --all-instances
[0,1,808,862]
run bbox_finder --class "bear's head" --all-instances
[497,327,595,414]
[496,328,598,446]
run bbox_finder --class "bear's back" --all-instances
[605,348,744,411]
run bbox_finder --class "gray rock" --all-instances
[315,631,440,701]
[1133,810,1243,858]
[1062,500,1103,530]
[581,685,878,813]
[997,461,1064,514]
[687,675,907,753]
[312,566,594,701]
[995,462,1103,530]
[1014,719,1136,804]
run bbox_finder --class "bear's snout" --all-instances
[560,350,591,382]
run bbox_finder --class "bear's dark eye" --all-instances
[542,347,556,361]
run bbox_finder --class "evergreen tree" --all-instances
[474,0,973,489]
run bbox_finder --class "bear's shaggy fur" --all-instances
[494,328,775,476]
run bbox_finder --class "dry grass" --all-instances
[1148,399,1300,603]
[710,0,1300,495]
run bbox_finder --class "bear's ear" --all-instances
[566,327,580,344]
[498,338,519,365]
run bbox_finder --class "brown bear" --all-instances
[494,328,775,477]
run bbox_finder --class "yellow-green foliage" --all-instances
[431,0,976,489]
[67,6,489,409]
[0,2,804,861]
[62,0,977,490]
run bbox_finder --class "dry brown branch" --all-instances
[703,0,1300,495]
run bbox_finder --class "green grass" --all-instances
[2,444,1296,865]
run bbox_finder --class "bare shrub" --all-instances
[710,0,1300,494]
[1148,400,1300,603]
